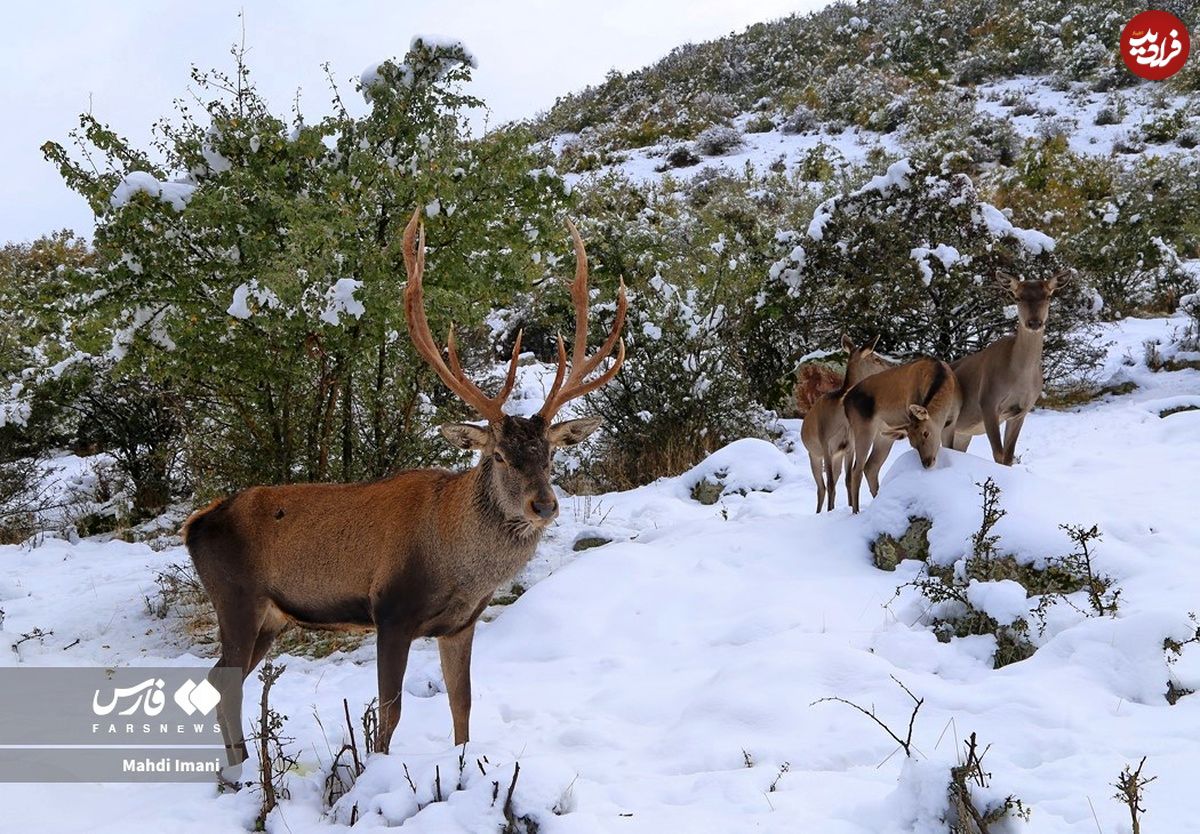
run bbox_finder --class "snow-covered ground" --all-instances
[2,313,1199,832]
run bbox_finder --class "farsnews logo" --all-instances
[92,677,221,717]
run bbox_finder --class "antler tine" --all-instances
[538,219,627,420]
[566,219,591,371]
[495,329,525,403]
[403,208,516,423]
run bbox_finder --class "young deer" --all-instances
[843,358,962,513]
[951,271,1068,465]
[800,334,889,513]
[184,210,625,770]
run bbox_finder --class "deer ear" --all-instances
[548,416,603,447]
[1047,269,1072,293]
[881,424,909,440]
[440,423,491,451]
[908,404,930,421]
[841,333,855,354]
[996,271,1019,295]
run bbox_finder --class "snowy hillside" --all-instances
[554,75,1196,190]
[3,313,1199,833]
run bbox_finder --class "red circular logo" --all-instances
[1121,10,1191,80]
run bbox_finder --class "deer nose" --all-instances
[1026,319,1043,330]
[531,498,558,519]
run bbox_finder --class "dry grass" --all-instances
[1039,381,1137,411]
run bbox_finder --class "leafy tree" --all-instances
[43,37,571,493]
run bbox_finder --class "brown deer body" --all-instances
[800,335,889,513]
[843,358,962,513]
[951,272,1066,465]
[185,211,625,770]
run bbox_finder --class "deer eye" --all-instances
[493,452,505,464]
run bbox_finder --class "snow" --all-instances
[976,76,1195,159]
[226,280,280,320]
[319,278,366,325]
[360,35,478,102]
[3,314,1200,832]
[976,203,1056,255]
[109,171,196,212]
[910,244,965,286]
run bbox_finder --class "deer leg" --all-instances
[438,621,477,746]
[375,623,414,755]
[209,601,267,771]
[941,422,957,450]
[982,407,1005,464]
[826,451,843,512]
[848,426,873,514]
[808,453,826,514]
[864,435,895,497]
[1001,412,1026,466]
[246,605,289,675]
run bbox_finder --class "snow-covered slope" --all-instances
[2,314,1199,832]
[557,77,1195,191]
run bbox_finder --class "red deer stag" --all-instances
[843,358,962,513]
[951,271,1069,465]
[184,210,626,771]
[800,334,890,512]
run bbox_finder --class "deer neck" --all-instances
[844,362,870,390]
[1012,323,1046,372]
[468,459,546,549]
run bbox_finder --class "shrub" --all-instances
[744,114,775,134]
[779,104,817,134]
[693,125,744,156]
[893,479,1117,669]
[577,276,768,491]
[659,143,700,170]
[73,366,182,519]
[1140,108,1188,144]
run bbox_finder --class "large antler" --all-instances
[403,209,523,423]
[538,219,627,421]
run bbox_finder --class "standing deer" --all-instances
[183,210,626,770]
[843,358,962,513]
[800,334,890,513]
[951,271,1068,465]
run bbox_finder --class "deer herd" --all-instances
[183,209,1069,771]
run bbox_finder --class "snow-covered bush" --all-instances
[72,366,182,518]
[659,142,700,170]
[1094,97,1124,125]
[758,159,1101,385]
[693,125,744,156]
[897,480,1117,668]
[779,104,816,134]
[580,276,768,490]
[1063,159,1200,317]
[817,65,897,129]
[902,91,1020,167]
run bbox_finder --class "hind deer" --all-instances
[951,271,1068,465]
[184,210,626,771]
[800,335,890,513]
[843,358,962,513]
